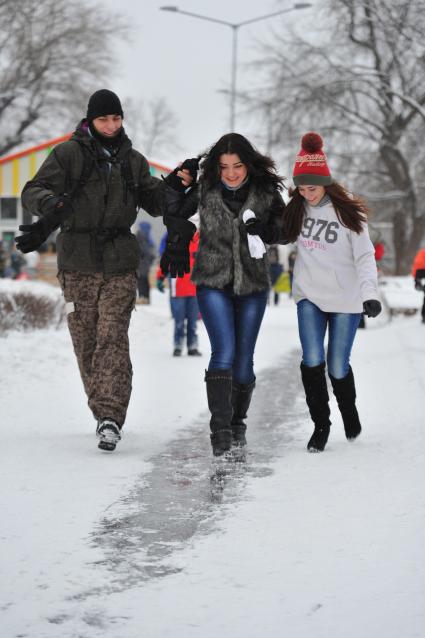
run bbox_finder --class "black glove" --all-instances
[180,157,199,184]
[363,299,382,318]
[15,195,74,254]
[160,217,196,277]
[15,217,55,253]
[245,218,279,244]
[163,158,199,192]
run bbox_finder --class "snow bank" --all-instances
[0,279,64,334]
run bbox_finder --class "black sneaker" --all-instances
[188,349,202,356]
[96,418,121,451]
[173,348,182,357]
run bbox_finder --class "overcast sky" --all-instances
[99,0,317,166]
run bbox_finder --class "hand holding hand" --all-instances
[179,157,199,186]
[164,158,199,192]
[245,218,278,244]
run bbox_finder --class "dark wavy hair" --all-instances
[199,133,284,192]
[282,182,370,243]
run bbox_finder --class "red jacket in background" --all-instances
[412,248,425,277]
[374,242,385,262]
[157,232,199,297]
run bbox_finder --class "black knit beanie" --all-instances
[86,89,124,122]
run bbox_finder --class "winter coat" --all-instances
[190,183,285,296]
[292,197,379,313]
[21,120,168,275]
[411,248,425,278]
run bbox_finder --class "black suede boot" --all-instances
[231,380,255,447]
[300,362,331,452]
[329,367,362,440]
[205,369,233,456]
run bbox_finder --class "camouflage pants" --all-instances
[58,271,137,427]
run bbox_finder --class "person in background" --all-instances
[411,247,425,324]
[10,246,25,279]
[374,240,385,269]
[160,133,286,456]
[0,241,6,277]
[136,221,156,304]
[157,231,202,356]
[283,132,381,452]
[267,245,283,306]
[18,88,195,452]
[287,247,297,296]
[23,250,41,279]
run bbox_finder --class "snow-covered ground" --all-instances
[1,279,424,638]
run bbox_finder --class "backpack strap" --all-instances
[120,155,139,205]
[68,142,95,198]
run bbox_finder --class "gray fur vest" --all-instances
[191,184,274,295]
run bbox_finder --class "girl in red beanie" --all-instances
[283,132,381,452]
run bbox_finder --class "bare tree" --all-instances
[0,0,128,155]
[124,96,181,160]
[248,0,425,273]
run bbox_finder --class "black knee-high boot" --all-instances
[329,366,362,440]
[300,362,331,452]
[205,369,233,456]
[231,380,255,447]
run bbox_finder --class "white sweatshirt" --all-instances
[292,197,379,313]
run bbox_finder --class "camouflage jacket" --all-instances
[21,120,168,275]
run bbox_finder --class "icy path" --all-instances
[1,287,424,638]
[85,351,302,593]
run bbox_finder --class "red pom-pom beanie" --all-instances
[292,132,333,186]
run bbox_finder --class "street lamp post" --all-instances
[160,4,311,130]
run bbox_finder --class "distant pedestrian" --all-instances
[157,231,202,356]
[10,246,25,279]
[267,245,283,305]
[23,250,41,279]
[412,247,425,324]
[136,221,156,304]
[287,248,297,296]
[283,132,381,452]
[0,241,6,277]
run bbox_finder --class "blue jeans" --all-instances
[196,286,268,384]
[170,296,199,349]
[297,299,361,379]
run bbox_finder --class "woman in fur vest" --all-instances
[160,133,286,456]
[283,132,382,452]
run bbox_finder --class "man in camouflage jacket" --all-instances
[19,89,192,451]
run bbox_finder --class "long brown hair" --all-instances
[282,182,370,243]
[200,133,284,192]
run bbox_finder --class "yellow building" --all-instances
[0,134,170,247]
